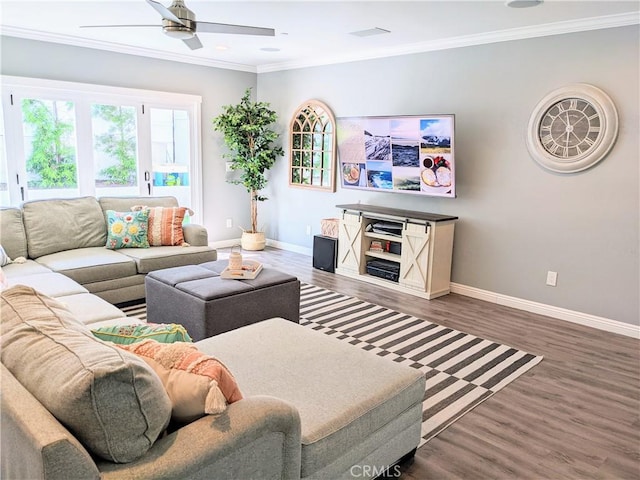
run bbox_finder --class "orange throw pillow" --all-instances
[132,206,193,246]
[117,339,243,423]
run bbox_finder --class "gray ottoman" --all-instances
[145,260,300,341]
[197,318,426,480]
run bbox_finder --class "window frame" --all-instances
[0,76,203,222]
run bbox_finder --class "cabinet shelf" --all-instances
[364,231,402,242]
[365,250,401,262]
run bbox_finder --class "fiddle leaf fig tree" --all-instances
[213,88,284,234]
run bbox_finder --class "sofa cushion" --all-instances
[117,339,243,424]
[0,285,172,463]
[118,246,218,274]
[196,318,425,478]
[1,259,51,278]
[92,323,192,344]
[55,292,130,326]
[105,210,150,249]
[0,207,28,259]
[7,272,88,297]
[22,197,107,258]
[35,247,138,285]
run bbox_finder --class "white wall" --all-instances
[257,26,639,326]
[0,35,257,241]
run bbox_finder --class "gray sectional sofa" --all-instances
[1,195,426,480]
[0,195,217,305]
[2,287,425,480]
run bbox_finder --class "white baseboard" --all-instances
[210,238,313,256]
[266,238,313,256]
[209,238,241,249]
[450,283,639,339]
[220,240,639,339]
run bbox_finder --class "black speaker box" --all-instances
[313,235,337,273]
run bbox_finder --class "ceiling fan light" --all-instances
[163,28,194,39]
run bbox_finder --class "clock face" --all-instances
[538,98,601,159]
[526,84,618,173]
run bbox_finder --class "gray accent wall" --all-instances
[257,26,639,326]
[1,26,638,327]
[0,36,256,241]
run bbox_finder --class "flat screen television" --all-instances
[336,114,455,198]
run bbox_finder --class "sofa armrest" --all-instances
[182,223,209,247]
[1,364,100,480]
[98,395,302,480]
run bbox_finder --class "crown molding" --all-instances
[2,11,638,75]
[257,11,640,73]
[0,26,258,73]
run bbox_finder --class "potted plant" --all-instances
[213,88,284,250]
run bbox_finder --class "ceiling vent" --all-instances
[505,0,543,7]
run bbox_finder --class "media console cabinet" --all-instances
[335,204,458,299]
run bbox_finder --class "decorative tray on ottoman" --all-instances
[220,260,263,280]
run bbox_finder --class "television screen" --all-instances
[336,114,455,198]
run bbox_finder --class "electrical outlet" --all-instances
[226,218,233,228]
[546,271,558,287]
[305,225,311,236]
[225,162,233,172]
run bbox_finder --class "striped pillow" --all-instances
[133,206,192,246]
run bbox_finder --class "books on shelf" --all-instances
[370,240,384,252]
[220,260,263,280]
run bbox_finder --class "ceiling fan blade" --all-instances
[183,35,203,50]
[146,0,184,25]
[196,21,275,36]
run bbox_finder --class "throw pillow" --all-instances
[0,245,11,266]
[92,323,193,345]
[117,339,243,423]
[0,285,171,463]
[105,209,150,249]
[132,205,194,246]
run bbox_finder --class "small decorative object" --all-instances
[526,83,619,173]
[321,218,339,238]
[228,245,243,271]
[220,259,263,280]
[212,88,284,250]
[370,241,384,252]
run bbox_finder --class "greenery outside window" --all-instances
[289,100,336,192]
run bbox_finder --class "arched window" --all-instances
[289,100,336,192]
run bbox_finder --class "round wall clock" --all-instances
[526,83,619,173]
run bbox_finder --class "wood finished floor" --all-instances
[222,247,640,480]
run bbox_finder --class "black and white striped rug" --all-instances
[122,282,543,447]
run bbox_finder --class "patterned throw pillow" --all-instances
[117,339,243,423]
[105,210,150,249]
[132,206,193,246]
[92,323,192,345]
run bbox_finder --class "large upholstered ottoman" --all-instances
[197,318,425,480]
[145,260,300,341]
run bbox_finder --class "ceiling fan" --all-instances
[81,0,275,50]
